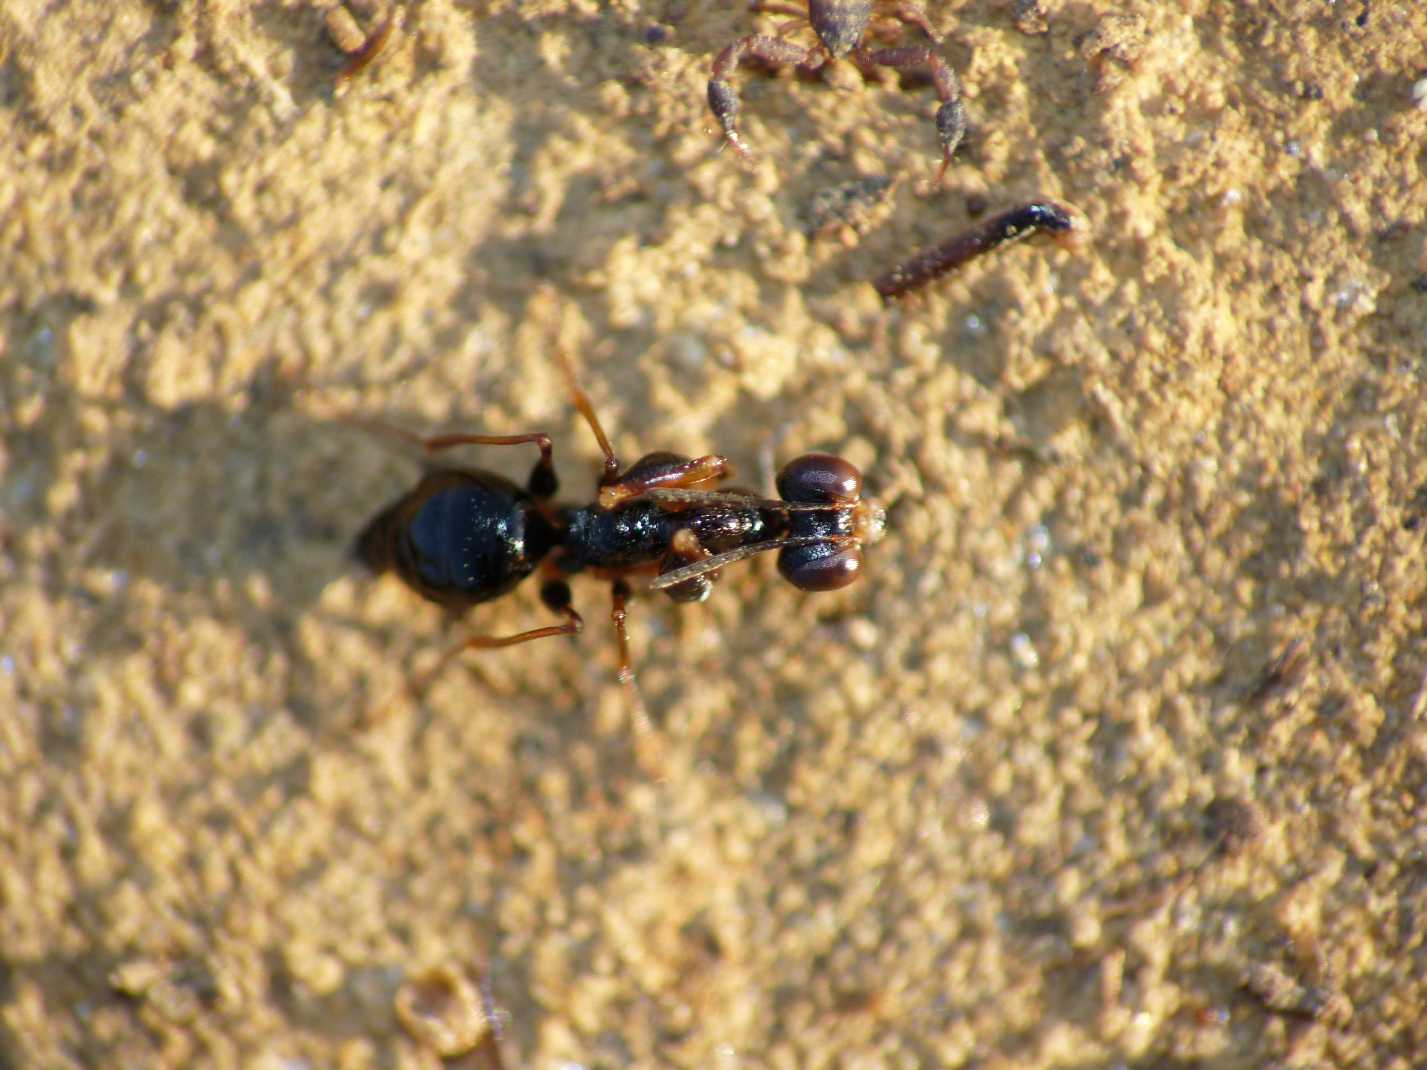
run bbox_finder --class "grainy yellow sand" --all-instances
[3,2,1425,1067]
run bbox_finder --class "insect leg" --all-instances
[862,44,965,178]
[709,35,817,159]
[415,609,581,695]
[348,419,559,500]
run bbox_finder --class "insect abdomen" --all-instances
[356,469,555,609]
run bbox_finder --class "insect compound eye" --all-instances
[776,453,862,504]
[777,541,863,591]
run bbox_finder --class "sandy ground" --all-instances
[3,1,1427,1067]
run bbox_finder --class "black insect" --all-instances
[355,361,884,694]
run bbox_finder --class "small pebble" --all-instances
[1010,632,1040,670]
[394,965,489,1057]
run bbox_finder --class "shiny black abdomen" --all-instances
[355,468,556,610]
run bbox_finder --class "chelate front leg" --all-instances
[862,44,966,177]
[709,34,818,158]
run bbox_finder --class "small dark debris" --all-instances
[1244,963,1351,1024]
[1012,0,1050,35]
[802,176,893,237]
[913,733,944,762]
[1403,482,1427,531]
[643,24,670,46]
[679,919,723,960]
[832,987,884,1014]
[1079,14,1148,92]
[241,515,288,560]
[1410,275,1427,294]
[1203,796,1263,857]
[1376,220,1410,242]
[837,808,862,837]
[1246,638,1308,705]
[965,192,989,218]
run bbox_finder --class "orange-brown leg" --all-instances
[362,604,585,730]
[418,431,557,499]
[609,579,667,777]
[550,351,732,508]
[401,607,582,707]
[609,579,638,689]
[553,348,621,483]
[347,418,559,499]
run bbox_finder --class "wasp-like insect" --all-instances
[355,360,884,692]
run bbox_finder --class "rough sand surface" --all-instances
[3,1,1427,1067]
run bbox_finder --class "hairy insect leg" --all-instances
[608,579,638,690]
[362,596,582,727]
[416,608,581,698]
[709,35,818,159]
[552,348,621,483]
[609,578,666,778]
[860,44,965,178]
